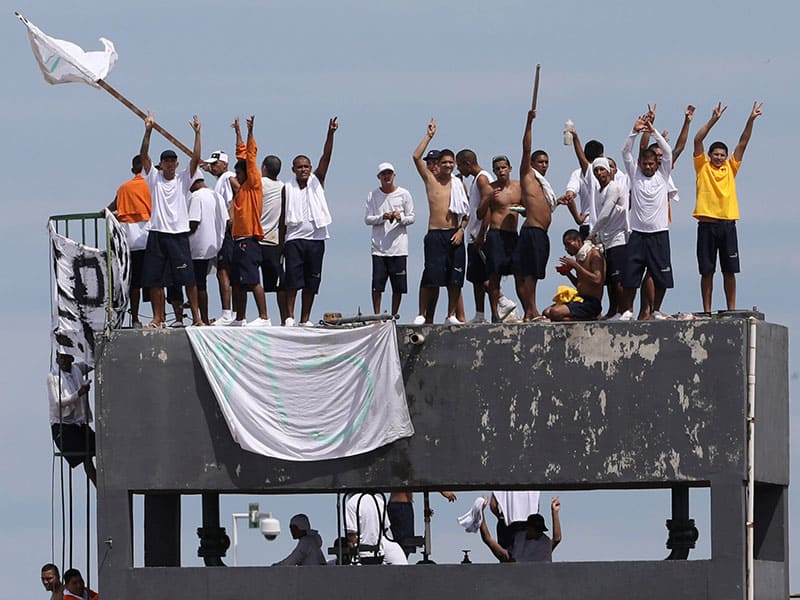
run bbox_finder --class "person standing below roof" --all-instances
[187,174,228,325]
[41,563,63,600]
[480,497,562,563]
[107,155,151,328]
[364,162,415,316]
[62,569,98,600]
[412,119,469,325]
[229,116,269,326]
[692,101,762,314]
[138,112,203,327]
[259,154,286,324]
[272,514,327,566]
[202,148,239,326]
[280,117,338,326]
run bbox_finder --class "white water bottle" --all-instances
[563,119,574,145]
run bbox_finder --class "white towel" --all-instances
[285,174,332,228]
[533,170,558,212]
[492,491,540,524]
[458,496,486,533]
[448,175,469,218]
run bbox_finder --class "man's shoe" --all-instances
[299,321,314,327]
[497,296,516,320]
[213,314,236,326]
[618,310,635,321]
[412,315,426,325]
[246,318,272,327]
[284,317,296,327]
[444,315,464,325]
[652,311,673,321]
[228,319,246,327]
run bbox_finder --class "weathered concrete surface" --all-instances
[94,319,789,600]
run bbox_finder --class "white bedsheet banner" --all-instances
[186,321,414,461]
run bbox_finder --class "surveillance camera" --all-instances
[260,514,280,541]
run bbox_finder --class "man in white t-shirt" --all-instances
[139,112,203,327]
[259,155,286,322]
[187,175,227,324]
[202,149,239,326]
[364,162,415,315]
[561,131,605,237]
[345,493,407,565]
[280,117,338,326]
[618,115,674,320]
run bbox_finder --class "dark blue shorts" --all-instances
[387,501,415,555]
[604,244,627,285]
[284,239,325,293]
[231,237,262,287]
[141,231,196,288]
[622,230,674,289]
[259,244,283,292]
[696,220,740,275]
[466,243,487,284]
[485,229,518,277]
[514,226,550,279]
[566,295,602,320]
[372,255,408,294]
[130,250,145,288]
[421,229,465,288]
[51,423,95,469]
[217,231,234,269]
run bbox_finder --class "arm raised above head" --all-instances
[733,101,763,162]
[139,112,155,174]
[694,102,726,157]
[672,104,695,164]
[413,118,437,182]
[520,109,536,176]
[189,115,201,176]
[315,117,338,186]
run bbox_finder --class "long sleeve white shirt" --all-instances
[364,186,415,256]
[622,129,672,232]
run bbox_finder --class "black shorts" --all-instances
[567,295,602,320]
[130,250,145,288]
[284,239,325,293]
[231,237,262,287]
[622,230,674,289]
[485,229,518,277]
[466,243,488,284]
[372,255,408,294]
[697,220,740,275]
[604,244,627,285]
[387,501,415,555]
[166,285,183,304]
[217,231,234,269]
[141,231,196,288]
[51,423,95,469]
[193,259,210,290]
[421,229,466,288]
[514,226,550,279]
[260,244,283,292]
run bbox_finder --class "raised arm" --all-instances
[232,116,243,153]
[622,116,647,176]
[315,117,338,186]
[570,127,591,174]
[244,116,259,185]
[189,115,201,175]
[639,104,657,154]
[693,102,726,157]
[646,121,672,174]
[413,118,437,182]
[733,101,763,162]
[479,502,512,562]
[139,112,155,174]
[672,105,695,164]
[520,109,536,176]
[550,497,562,550]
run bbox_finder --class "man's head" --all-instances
[708,141,729,168]
[292,154,313,184]
[190,174,206,193]
[525,513,549,540]
[234,159,248,184]
[608,157,618,178]
[584,140,604,162]
[638,148,658,177]
[491,155,512,182]
[531,150,549,176]
[131,155,143,175]
[455,149,478,177]
[203,150,229,177]
[437,149,455,178]
[562,229,583,256]
[647,142,664,167]
[591,157,612,187]
[424,149,441,175]
[158,149,179,179]
[63,569,84,596]
[56,353,74,372]
[376,162,396,190]
[289,513,311,539]
[261,155,281,180]
[41,564,60,591]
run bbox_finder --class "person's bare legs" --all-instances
[419,287,439,323]
[277,290,288,324]
[604,282,622,319]
[543,304,572,322]
[652,287,667,314]
[487,274,502,321]
[185,285,201,325]
[455,294,466,322]
[217,267,232,313]
[619,287,637,315]
[472,281,487,315]
[518,275,540,320]
[391,292,402,316]
[372,290,382,314]
[198,288,209,324]
[130,287,142,326]
[446,285,462,320]
[700,272,714,313]
[723,272,736,310]
[300,289,316,323]
[149,287,166,326]
[284,289,298,322]
[252,285,268,320]
[638,273,655,320]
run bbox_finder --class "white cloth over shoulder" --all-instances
[186,321,413,461]
[533,170,558,212]
[492,491,540,524]
[285,174,332,228]
[17,13,117,87]
[458,496,486,533]
[448,175,469,218]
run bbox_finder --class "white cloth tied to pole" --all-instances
[186,321,414,461]
[16,12,117,87]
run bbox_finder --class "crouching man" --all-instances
[543,229,605,322]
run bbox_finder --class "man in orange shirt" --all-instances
[62,569,98,600]
[692,101,762,313]
[107,155,151,327]
[230,116,269,326]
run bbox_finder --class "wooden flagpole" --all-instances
[531,64,541,110]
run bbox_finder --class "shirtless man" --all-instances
[515,110,554,320]
[412,119,469,324]
[478,155,521,322]
[544,229,605,321]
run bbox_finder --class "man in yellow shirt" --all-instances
[692,101,762,313]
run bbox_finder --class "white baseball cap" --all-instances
[377,162,395,175]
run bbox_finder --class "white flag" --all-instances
[16,12,117,87]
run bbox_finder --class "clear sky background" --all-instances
[1,0,797,595]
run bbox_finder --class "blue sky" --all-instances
[2,0,797,595]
